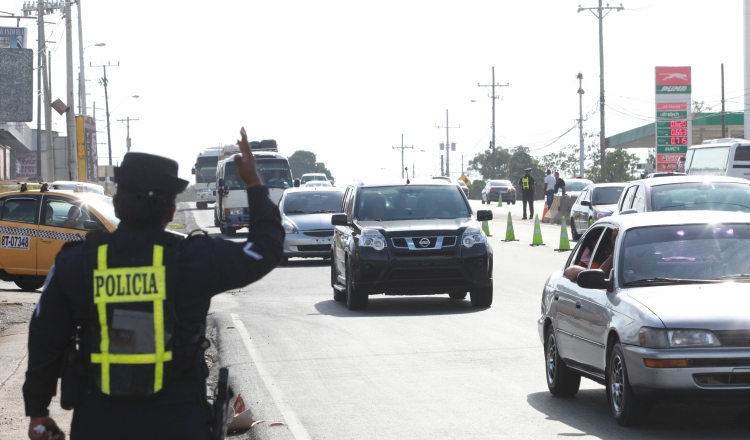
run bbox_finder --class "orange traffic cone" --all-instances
[542,201,549,221]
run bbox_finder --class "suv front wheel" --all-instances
[470,283,493,307]
[346,259,368,310]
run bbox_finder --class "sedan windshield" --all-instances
[283,191,344,214]
[491,180,512,187]
[621,224,750,284]
[358,185,470,221]
[652,182,750,212]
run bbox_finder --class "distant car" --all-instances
[50,180,105,195]
[481,180,516,205]
[457,180,469,198]
[279,187,345,262]
[0,186,118,290]
[331,179,494,310]
[616,175,750,214]
[305,181,333,187]
[561,178,594,198]
[299,173,329,185]
[569,183,626,240]
[539,211,750,426]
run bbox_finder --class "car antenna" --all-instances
[405,167,410,184]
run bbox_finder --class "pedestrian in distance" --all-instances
[23,127,284,440]
[554,171,566,196]
[543,169,555,210]
[518,168,536,219]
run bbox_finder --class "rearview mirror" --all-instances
[331,213,348,226]
[476,210,493,221]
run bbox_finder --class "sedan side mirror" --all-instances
[581,200,591,207]
[83,220,101,230]
[476,210,493,222]
[331,213,348,226]
[577,269,611,290]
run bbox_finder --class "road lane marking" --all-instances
[231,314,311,440]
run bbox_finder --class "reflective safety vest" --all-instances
[522,176,530,190]
[85,231,179,399]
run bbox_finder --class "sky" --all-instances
[2,0,747,184]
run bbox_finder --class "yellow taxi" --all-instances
[0,184,119,291]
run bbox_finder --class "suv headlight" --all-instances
[462,226,486,248]
[360,228,386,251]
[283,219,298,234]
[638,327,721,348]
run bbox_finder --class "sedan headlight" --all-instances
[638,327,721,348]
[360,228,386,250]
[462,226,486,248]
[282,219,298,234]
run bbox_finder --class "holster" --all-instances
[211,368,233,440]
[60,330,85,410]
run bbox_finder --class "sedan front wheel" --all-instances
[609,342,648,426]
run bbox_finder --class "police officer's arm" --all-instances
[23,261,75,425]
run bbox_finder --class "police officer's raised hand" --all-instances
[28,417,65,440]
[234,127,263,187]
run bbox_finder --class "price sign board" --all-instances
[655,67,691,172]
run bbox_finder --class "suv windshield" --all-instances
[652,182,750,212]
[592,186,624,205]
[621,224,750,284]
[357,185,470,221]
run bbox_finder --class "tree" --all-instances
[288,150,335,183]
[467,147,511,180]
[539,132,639,183]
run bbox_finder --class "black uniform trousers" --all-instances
[522,191,534,219]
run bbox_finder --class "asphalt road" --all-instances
[184,199,750,439]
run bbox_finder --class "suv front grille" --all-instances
[391,236,457,250]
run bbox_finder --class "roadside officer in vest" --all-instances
[518,167,536,220]
[23,127,284,440]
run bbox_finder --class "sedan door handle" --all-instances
[575,300,582,309]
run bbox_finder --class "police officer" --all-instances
[23,127,284,440]
[518,167,536,219]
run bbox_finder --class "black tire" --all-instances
[570,218,581,240]
[512,200,516,205]
[213,214,220,227]
[609,342,648,426]
[197,201,207,210]
[449,292,467,300]
[545,326,581,397]
[470,284,493,307]
[345,260,368,310]
[226,227,237,237]
[15,280,44,291]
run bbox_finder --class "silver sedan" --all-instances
[279,187,345,262]
[538,210,750,426]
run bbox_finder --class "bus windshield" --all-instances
[195,156,218,183]
[686,147,730,176]
[258,159,293,188]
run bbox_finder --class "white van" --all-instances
[214,140,293,235]
[684,138,750,180]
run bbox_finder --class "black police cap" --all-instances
[114,152,189,194]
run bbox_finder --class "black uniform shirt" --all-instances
[23,186,284,418]
[518,174,535,194]
[554,177,566,194]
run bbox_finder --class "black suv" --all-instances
[330,179,494,310]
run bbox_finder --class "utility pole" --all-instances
[391,134,413,179]
[92,62,119,193]
[435,109,459,177]
[578,1,624,182]
[721,63,726,138]
[65,0,77,180]
[117,117,140,152]
[477,66,509,179]
[76,0,87,116]
[577,73,585,178]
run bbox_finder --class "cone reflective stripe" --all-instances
[530,214,545,246]
[555,216,572,252]
[502,211,518,242]
[482,220,492,237]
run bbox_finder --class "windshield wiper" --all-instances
[310,210,337,214]
[623,277,716,286]
[713,274,750,281]
[285,210,307,214]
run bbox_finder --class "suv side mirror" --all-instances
[218,178,225,188]
[331,213,348,226]
[191,167,196,175]
[476,210,493,221]
[581,200,591,207]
